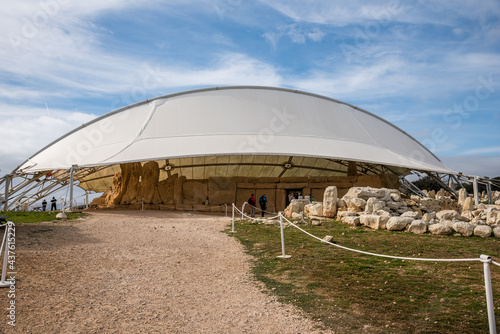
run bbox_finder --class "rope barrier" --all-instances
[492,260,500,267]
[281,215,486,263]
[242,202,277,216]
[234,205,280,221]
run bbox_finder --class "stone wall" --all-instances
[91,162,399,212]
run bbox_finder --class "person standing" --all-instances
[50,197,57,211]
[42,199,47,211]
[258,194,267,217]
[248,194,256,217]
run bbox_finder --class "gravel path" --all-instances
[0,211,333,333]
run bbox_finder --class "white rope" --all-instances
[234,206,280,222]
[492,260,500,267]
[244,203,277,215]
[281,215,482,263]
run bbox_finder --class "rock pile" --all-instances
[283,186,500,238]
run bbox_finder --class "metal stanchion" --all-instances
[0,223,12,287]
[230,204,236,233]
[277,214,291,259]
[480,255,497,334]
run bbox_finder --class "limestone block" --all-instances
[365,197,385,213]
[158,174,178,204]
[341,216,361,226]
[280,177,309,183]
[307,203,323,217]
[137,161,160,204]
[474,225,492,238]
[284,199,310,217]
[486,211,500,226]
[120,162,142,204]
[309,176,329,183]
[323,235,334,243]
[254,183,277,189]
[461,210,474,222]
[422,212,436,223]
[291,212,302,219]
[183,180,207,205]
[401,211,421,219]
[458,188,468,206]
[493,227,500,238]
[428,223,452,235]
[453,221,474,237]
[173,175,186,205]
[257,177,280,183]
[208,177,236,205]
[390,192,401,202]
[376,210,392,217]
[175,204,192,211]
[193,204,210,212]
[462,197,474,211]
[237,183,255,189]
[359,214,389,230]
[436,189,448,198]
[236,189,255,211]
[386,217,413,231]
[337,211,357,218]
[436,210,462,221]
[277,183,308,189]
[276,189,287,212]
[348,198,367,212]
[322,186,338,218]
[386,201,401,210]
[345,187,385,200]
[408,220,427,234]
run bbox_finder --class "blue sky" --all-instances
[1,0,499,178]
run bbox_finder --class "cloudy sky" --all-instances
[1,0,499,179]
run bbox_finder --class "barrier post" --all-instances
[230,204,236,233]
[480,255,497,334]
[277,214,291,259]
[0,222,12,287]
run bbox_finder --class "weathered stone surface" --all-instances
[436,210,461,221]
[453,221,474,237]
[386,217,413,231]
[486,211,500,226]
[276,189,286,212]
[386,201,401,210]
[311,220,322,226]
[422,212,436,223]
[365,197,385,213]
[341,216,361,226]
[137,161,161,204]
[408,220,427,234]
[348,197,367,212]
[428,223,452,235]
[208,177,236,205]
[291,212,302,219]
[120,162,142,204]
[389,192,401,202]
[157,174,178,204]
[493,227,500,238]
[183,181,208,205]
[474,225,492,238]
[345,187,385,200]
[284,199,310,218]
[401,211,421,219]
[458,188,468,206]
[376,210,392,217]
[305,203,323,217]
[322,186,338,218]
[173,175,186,205]
[337,211,357,218]
[359,214,389,230]
[462,197,474,211]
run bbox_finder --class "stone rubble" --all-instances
[283,186,500,238]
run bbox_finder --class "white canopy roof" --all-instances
[16,86,455,176]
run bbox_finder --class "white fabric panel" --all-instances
[16,87,454,174]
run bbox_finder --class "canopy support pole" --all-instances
[3,175,10,211]
[473,175,479,206]
[487,181,493,205]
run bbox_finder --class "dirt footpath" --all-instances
[0,211,333,333]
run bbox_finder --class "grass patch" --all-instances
[229,219,500,333]
[0,211,86,224]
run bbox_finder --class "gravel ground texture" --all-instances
[0,211,335,334]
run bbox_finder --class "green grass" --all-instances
[228,219,500,333]
[0,211,86,223]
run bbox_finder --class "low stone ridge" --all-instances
[281,185,500,239]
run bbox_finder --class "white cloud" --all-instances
[441,155,500,178]
[263,24,326,47]
[462,146,500,155]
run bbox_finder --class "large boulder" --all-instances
[341,216,361,226]
[365,197,385,213]
[474,225,492,238]
[436,210,462,221]
[428,223,452,236]
[306,203,324,217]
[453,221,474,237]
[386,217,413,231]
[462,197,474,211]
[408,220,427,234]
[401,211,421,220]
[486,211,500,226]
[493,227,500,238]
[458,188,468,206]
[345,187,385,200]
[347,198,367,212]
[359,214,389,230]
[284,199,310,218]
[323,186,338,218]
